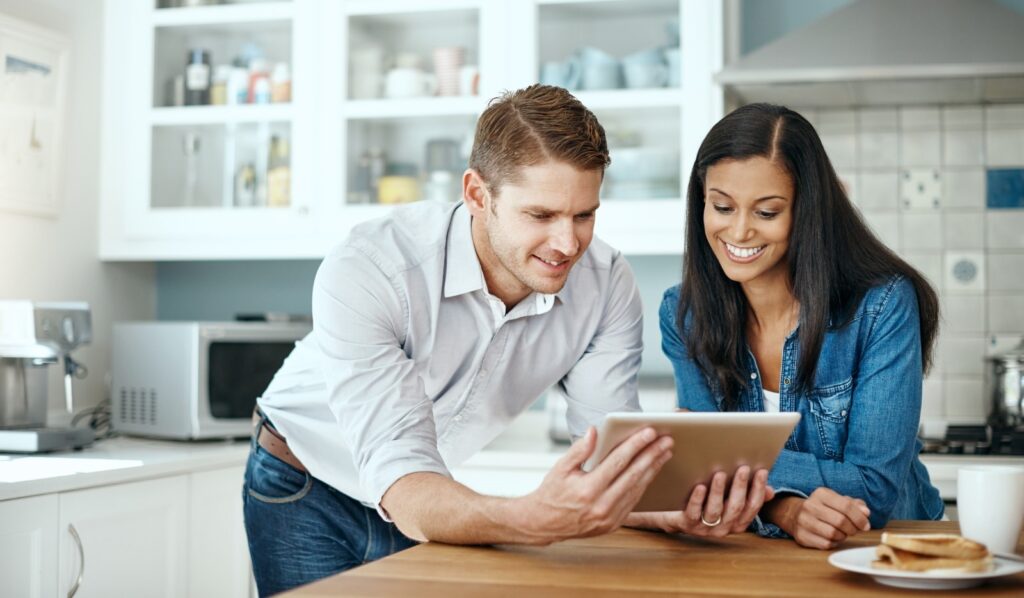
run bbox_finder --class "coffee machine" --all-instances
[0,301,95,452]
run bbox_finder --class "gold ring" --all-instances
[700,513,722,527]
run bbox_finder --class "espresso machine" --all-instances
[0,301,95,452]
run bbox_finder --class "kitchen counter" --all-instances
[287,521,1024,597]
[0,436,250,501]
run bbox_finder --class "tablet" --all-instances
[582,411,800,512]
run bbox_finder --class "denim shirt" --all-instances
[660,276,944,538]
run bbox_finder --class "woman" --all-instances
[661,103,944,550]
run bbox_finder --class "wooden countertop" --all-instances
[287,521,1023,597]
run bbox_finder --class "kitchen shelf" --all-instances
[150,104,294,125]
[574,88,684,110]
[151,2,294,27]
[343,97,485,120]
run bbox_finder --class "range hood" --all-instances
[717,0,1024,107]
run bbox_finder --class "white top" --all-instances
[258,201,643,516]
[763,389,780,413]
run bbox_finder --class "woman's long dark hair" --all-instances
[679,103,938,410]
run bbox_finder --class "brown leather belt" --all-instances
[252,409,308,473]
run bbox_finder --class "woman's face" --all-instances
[703,156,794,287]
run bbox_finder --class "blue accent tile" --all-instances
[987,168,1024,209]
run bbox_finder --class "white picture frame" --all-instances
[0,12,70,218]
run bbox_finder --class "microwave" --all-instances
[112,321,311,439]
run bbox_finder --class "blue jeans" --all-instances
[242,416,418,597]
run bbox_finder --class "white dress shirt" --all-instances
[258,201,643,515]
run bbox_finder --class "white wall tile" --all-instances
[901,107,941,129]
[859,108,898,130]
[986,126,1024,166]
[821,131,857,168]
[986,212,1024,249]
[899,168,942,210]
[987,253,1024,291]
[859,131,899,168]
[942,168,985,209]
[942,211,984,250]
[943,376,986,423]
[988,294,1024,331]
[921,378,944,419]
[985,105,1024,126]
[944,251,985,293]
[901,213,943,250]
[943,106,984,129]
[901,130,942,166]
[858,171,899,210]
[862,211,900,250]
[943,129,985,166]
[938,335,987,376]
[818,109,857,129]
[941,294,986,334]
[904,251,944,291]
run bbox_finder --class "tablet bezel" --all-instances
[582,411,800,512]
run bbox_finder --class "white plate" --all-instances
[828,546,1024,590]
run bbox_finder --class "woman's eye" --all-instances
[757,211,779,219]
[712,204,733,214]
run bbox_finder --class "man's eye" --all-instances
[575,213,594,221]
[529,213,550,220]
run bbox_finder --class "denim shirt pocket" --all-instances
[806,377,854,459]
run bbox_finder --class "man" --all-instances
[244,85,772,596]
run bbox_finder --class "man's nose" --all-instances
[549,219,580,257]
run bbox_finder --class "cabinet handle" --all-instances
[68,523,84,598]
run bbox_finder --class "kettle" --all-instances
[987,337,1024,429]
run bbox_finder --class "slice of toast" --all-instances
[879,532,990,560]
[872,544,994,573]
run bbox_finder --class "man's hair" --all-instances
[468,84,609,195]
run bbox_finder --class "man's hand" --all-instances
[514,426,674,545]
[764,487,871,549]
[624,466,774,537]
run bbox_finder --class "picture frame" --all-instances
[0,12,69,218]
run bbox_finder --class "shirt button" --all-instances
[841,410,848,417]
[784,377,791,385]
[750,372,757,380]
[454,415,462,422]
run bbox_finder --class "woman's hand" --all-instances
[764,487,871,549]
[625,466,774,537]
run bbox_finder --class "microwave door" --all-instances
[205,340,295,421]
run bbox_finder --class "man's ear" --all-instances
[462,169,490,216]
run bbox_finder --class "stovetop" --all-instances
[919,424,1024,456]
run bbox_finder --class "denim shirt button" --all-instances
[750,372,757,380]
[841,410,848,417]
[784,377,791,385]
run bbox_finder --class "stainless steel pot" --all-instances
[0,356,55,428]
[988,338,1024,429]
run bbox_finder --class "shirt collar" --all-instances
[442,202,562,312]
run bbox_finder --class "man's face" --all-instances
[466,160,602,306]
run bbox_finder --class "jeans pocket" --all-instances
[807,377,853,459]
[246,447,313,504]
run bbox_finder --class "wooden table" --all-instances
[287,521,1024,597]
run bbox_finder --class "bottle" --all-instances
[347,150,372,204]
[227,61,249,105]
[248,58,271,104]
[367,148,387,203]
[184,48,211,106]
[235,163,256,207]
[271,62,291,103]
[267,135,291,207]
[210,65,230,105]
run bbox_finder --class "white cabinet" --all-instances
[0,494,59,598]
[58,476,189,598]
[101,0,723,260]
[188,465,251,598]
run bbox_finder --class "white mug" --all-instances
[384,68,436,99]
[957,465,1024,553]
